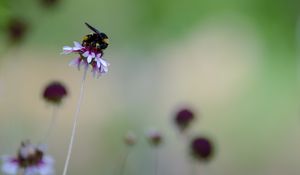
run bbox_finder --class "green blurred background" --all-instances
[0,0,299,174]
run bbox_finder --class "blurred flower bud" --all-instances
[124,131,137,146]
[190,137,214,161]
[174,108,195,131]
[146,128,162,146]
[43,81,68,105]
[6,17,28,44]
[40,0,60,8]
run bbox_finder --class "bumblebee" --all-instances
[82,22,109,50]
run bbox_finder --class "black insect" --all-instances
[82,22,109,50]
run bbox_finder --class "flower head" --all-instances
[145,128,163,146]
[190,137,214,162]
[62,23,110,77]
[6,17,28,44]
[43,81,68,105]
[174,108,195,131]
[40,0,60,8]
[124,131,137,146]
[1,141,54,175]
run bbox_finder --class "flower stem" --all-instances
[119,148,131,175]
[43,105,58,143]
[177,132,193,175]
[154,148,159,175]
[62,68,88,175]
[191,163,206,175]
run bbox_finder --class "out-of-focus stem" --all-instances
[154,148,159,175]
[62,68,88,175]
[119,148,131,175]
[43,105,58,143]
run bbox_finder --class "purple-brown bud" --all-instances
[40,0,60,8]
[6,18,28,44]
[43,81,68,105]
[175,108,195,131]
[190,137,214,161]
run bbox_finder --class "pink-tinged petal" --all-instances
[63,46,72,51]
[37,165,53,175]
[100,66,105,73]
[99,58,108,67]
[103,66,108,73]
[94,57,101,67]
[69,57,81,70]
[73,41,83,50]
[95,53,102,59]
[88,52,95,63]
[1,156,19,175]
[41,156,54,166]
[96,60,101,68]
[61,46,73,54]
[68,57,80,67]
[82,51,89,58]
[37,156,54,175]
[87,55,93,63]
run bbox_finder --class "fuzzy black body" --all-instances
[82,22,109,50]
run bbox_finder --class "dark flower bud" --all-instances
[191,137,214,161]
[43,81,68,105]
[40,0,60,8]
[6,18,28,44]
[175,108,195,131]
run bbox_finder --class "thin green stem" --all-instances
[154,148,159,175]
[43,105,58,143]
[62,68,88,175]
[119,148,131,175]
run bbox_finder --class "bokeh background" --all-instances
[0,0,299,174]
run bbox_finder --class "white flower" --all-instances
[1,141,54,175]
[145,128,163,146]
[124,131,137,146]
[62,39,110,77]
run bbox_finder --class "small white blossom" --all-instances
[62,40,110,78]
[145,128,163,146]
[124,131,137,146]
[1,141,54,175]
